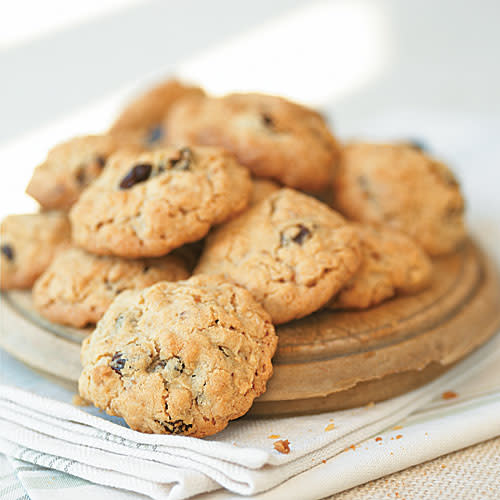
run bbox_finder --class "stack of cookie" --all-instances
[0,78,466,437]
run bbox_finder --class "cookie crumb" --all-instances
[375,437,382,442]
[274,439,290,454]
[268,434,280,439]
[392,425,403,430]
[322,459,327,464]
[441,464,446,469]
[72,394,90,406]
[365,401,375,409]
[324,423,335,432]
[396,434,403,440]
[442,390,458,400]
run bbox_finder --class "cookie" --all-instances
[250,178,280,206]
[33,247,189,327]
[70,146,252,258]
[1,212,70,290]
[165,93,340,191]
[328,224,432,309]
[195,188,361,324]
[26,134,141,210]
[109,79,205,145]
[79,275,277,437]
[332,143,466,255]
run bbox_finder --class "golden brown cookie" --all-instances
[109,79,205,145]
[33,247,189,327]
[328,224,432,309]
[165,93,340,191]
[26,134,141,210]
[332,143,466,255]
[1,212,70,290]
[70,146,252,258]
[79,275,277,437]
[195,188,361,324]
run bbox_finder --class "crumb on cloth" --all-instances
[442,390,458,400]
[274,439,290,454]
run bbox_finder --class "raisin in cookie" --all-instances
[1,212,70,290]
[70,146,252,258]
[79,275,277,437]
[195,188,361,324]
[26,134,141,210]
[332,143,466,255]
[33,247,189,327]
[165,93,339,191]
[109,79,204,145]
[328,224,432,309]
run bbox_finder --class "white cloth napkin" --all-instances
[1,330,499,500]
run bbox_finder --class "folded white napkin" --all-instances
[1,331,499,500]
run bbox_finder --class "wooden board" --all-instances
[1,238,499,417]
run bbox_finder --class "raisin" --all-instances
[1,244,14,261]
[110,352,126,374]
[169,147,192,171]
[406,139,428,152]
[280,224,311,246]
[156,419,192,434]
[147,125,164,144]
[261,113,275,128]
[119,163,152,189]
[75,167,86,185]
[292,225,311,244]
[95,155,106,168]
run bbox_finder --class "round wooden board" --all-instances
[1,238,499,417]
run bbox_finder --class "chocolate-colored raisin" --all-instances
[406,139,428,152]
[147,125,163,144]
[95,155,106,168]
[110,352,126,374]
[75,167,86,185]
[1,244,14,261]
[261,113,274,128]
[280,224,311,246]
[156,419,193,434]
[119,163,152,189]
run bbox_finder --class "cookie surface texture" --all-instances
[33,247,189,327]
[332,143,466,255]
[79,275,277,437]
[1,212,70,289]
[165,93,339,191]
[195,188,361,324]
[70,146,252,257]
[328,224,432,309]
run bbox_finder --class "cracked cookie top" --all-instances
[1,212,71,290]
[328,224,432,309]
[332,143,466,255]
[70,146,252,258]
[33,247,189,328]
[195,188,361,324]
[79,275,277,437]
[165,93,340,192]
[26,134,141,210]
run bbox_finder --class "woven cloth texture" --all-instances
[331,436,500,499]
